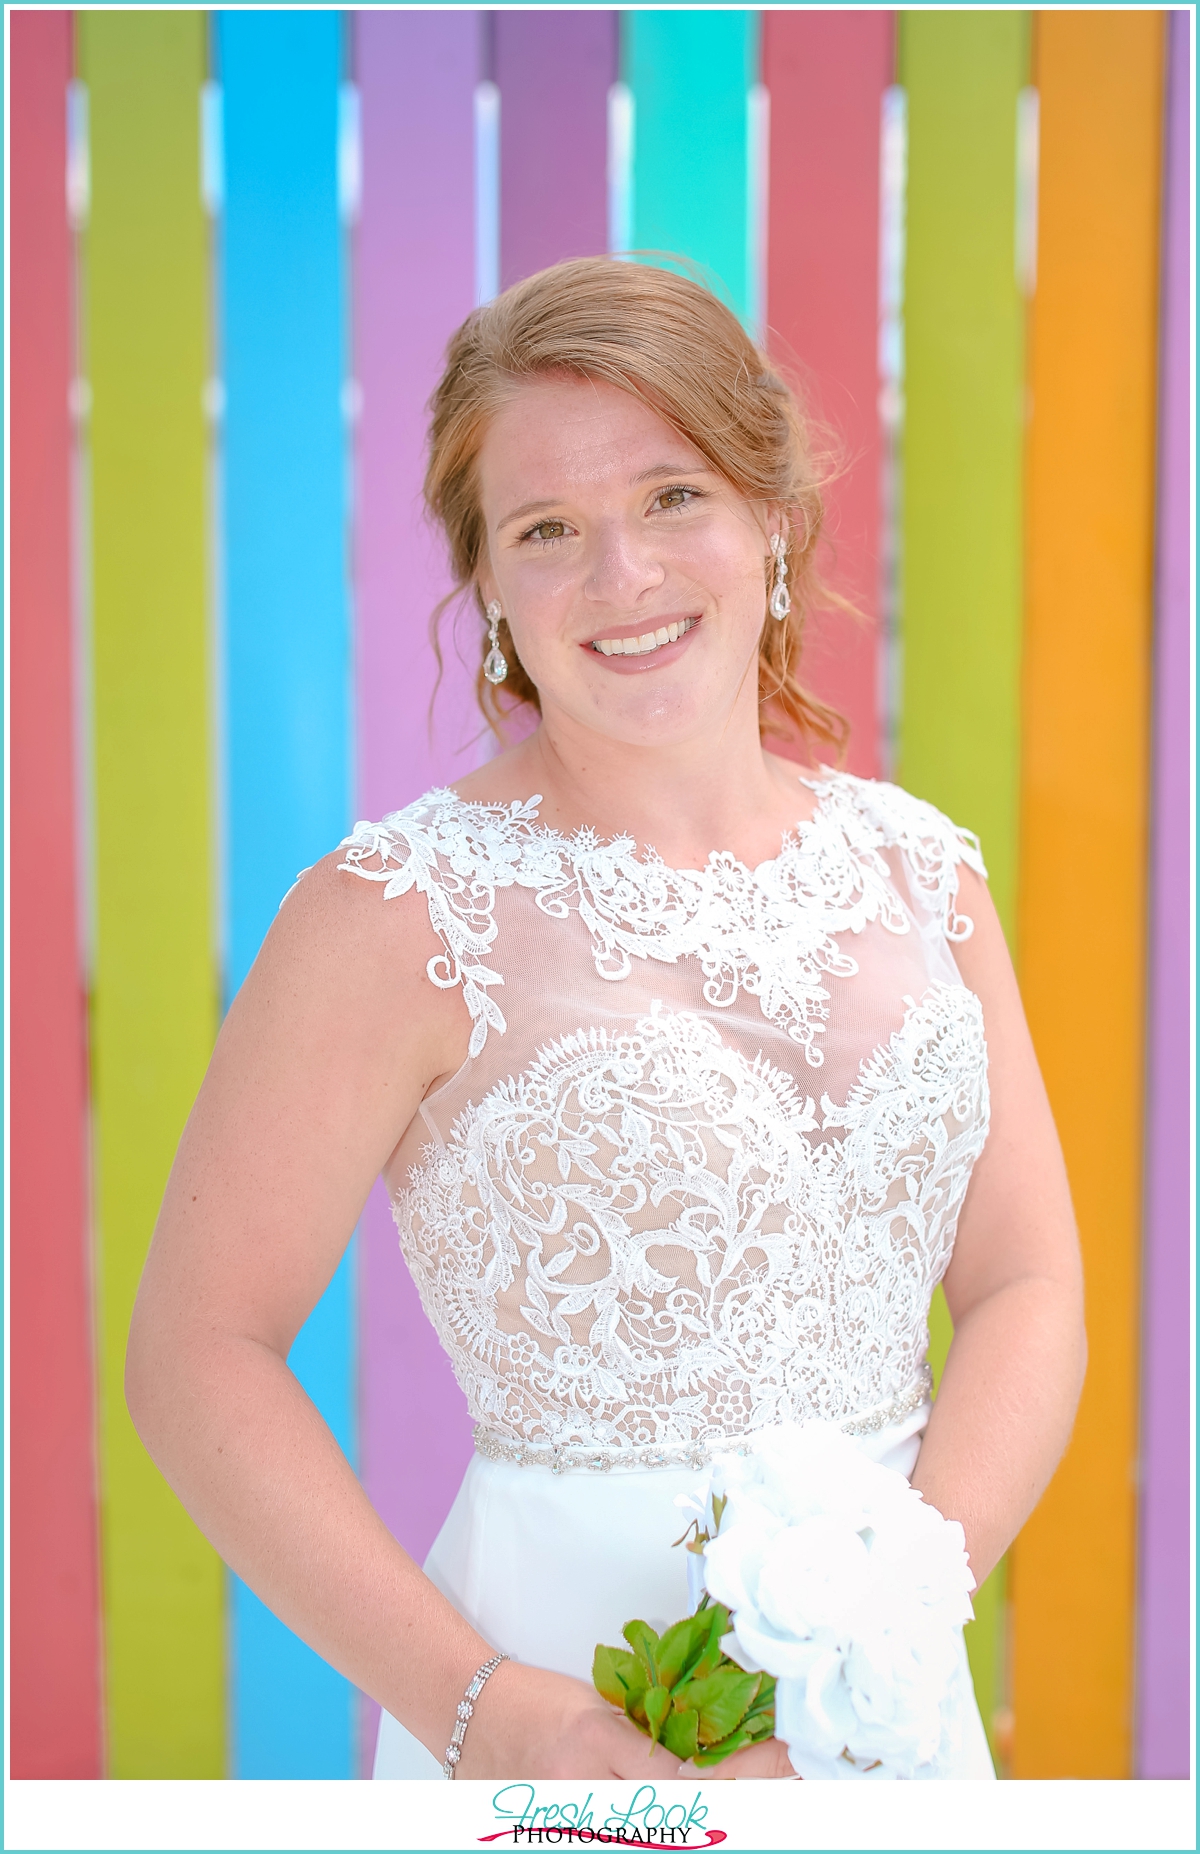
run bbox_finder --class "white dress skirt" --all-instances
[372,1407,995,1780]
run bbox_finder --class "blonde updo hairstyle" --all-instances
[425,257,849,760]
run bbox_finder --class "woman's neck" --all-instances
[454,704,825,871]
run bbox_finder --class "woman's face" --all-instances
[476,376,777,750]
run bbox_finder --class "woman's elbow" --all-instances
[124,1290,179,1455]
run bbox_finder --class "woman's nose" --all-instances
[582,520,666,608]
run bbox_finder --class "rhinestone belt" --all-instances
[472,1367,933,1475]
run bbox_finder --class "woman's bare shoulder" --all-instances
[269,845,448,994]
[943,861,1017,1003]
[217,844,471,1120]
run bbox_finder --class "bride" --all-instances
[127,258,1085,1782]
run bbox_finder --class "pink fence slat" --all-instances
[353,7,483,1774]
[10,7,104,1778]
[1136,6,1192,1780]
[762,12,895,777]
[496,10,616,290]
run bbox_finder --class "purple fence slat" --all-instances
[496,10,616,290]
[353,8,483,1774]
[1136,7,1192,1781]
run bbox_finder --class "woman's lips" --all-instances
[580,615,701,672]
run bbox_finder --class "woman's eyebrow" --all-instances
[497,497,561,529]
[499,462,715,529]
[630,461,715,484]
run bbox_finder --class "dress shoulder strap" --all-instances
[338,789,544,1056]
[819,772,987,943]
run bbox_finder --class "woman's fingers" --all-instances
[608,1720,687,1780]
[687,1737,798,1780]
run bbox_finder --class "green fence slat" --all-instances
[623,10,759,323]
[898,10,1031,1770]
[79,11,225,1776]
[898,10,1030,942]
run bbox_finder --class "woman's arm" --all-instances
[908,864,1087,1586]
[126,856,687,1779]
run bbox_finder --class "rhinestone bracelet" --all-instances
[442,1652,509,1778]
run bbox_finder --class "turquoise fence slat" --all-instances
[623,10,760,323]
[216,8,356,1779]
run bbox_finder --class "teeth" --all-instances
[590,617,695,657]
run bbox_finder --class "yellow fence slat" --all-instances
[80,11,225,1775]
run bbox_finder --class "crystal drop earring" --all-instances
[769,533,791,622]
[483,600,509,685]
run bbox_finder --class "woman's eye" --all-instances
[523,518,568,544]
[654,486,698,512]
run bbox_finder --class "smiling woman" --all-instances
[125,256,1085,1786]
[426,258,846,772]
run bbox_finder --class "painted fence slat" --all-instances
[353,6,483,1776]
[762,11,893,778]
[898,11,1029,939]
[10,8,103,1778]
[1137,9,1192,1781]
[897,10,1032,1766]
[1014,10,1165,1778]
[496,10,615,291]
[78,10,225,1776]
[217,9,356,1780]
[623,10,759,325]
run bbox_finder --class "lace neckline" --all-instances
[339,768,984,1064]
[419,765,840,883]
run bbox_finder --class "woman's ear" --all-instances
[764,503,788,552]
[475,568,498,610]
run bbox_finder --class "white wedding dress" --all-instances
[339,770,996,1781]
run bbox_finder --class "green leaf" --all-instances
[643,1685,672,1745]
[622,1674,650,1730]
[690,1604,732,1682]
[662,1704,701,1761]
[622,1619,662,1686]
[673,1669,762,1746]
[655,1613,709,1691]
[593,1644,638,1709]
[693,1726,755,1767]
[742,1672,776,1722]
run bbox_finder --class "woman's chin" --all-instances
[574,696,732,753]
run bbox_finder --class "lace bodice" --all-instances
[340,772,990,1468]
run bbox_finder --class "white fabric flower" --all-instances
[696,1421,975,1780]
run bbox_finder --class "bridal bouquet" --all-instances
[593,1421,974,1779]
[688,1422,976,1779]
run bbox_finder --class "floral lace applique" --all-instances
[338,773,986,1064]
[395,988,989,1454]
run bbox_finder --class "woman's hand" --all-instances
[458,1664,797,1780]
[694,1737,798,1779]
[456,1664,688,1780]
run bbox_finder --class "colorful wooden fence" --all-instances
[10,7,1189,1781]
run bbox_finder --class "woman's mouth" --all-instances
[588,616,698,658]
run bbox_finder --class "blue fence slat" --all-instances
[217,8,355,1779]
[623,10,760,324]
